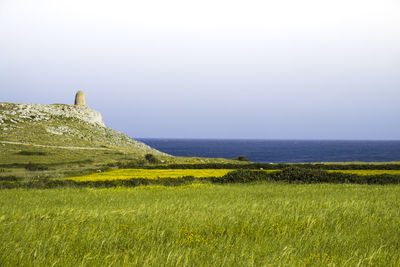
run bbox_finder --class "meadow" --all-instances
[1,183,400,266]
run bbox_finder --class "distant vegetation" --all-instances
[17,150,48,156]
[3,167,400,189]
[232,155,250,161]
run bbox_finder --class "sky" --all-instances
[1,0,399,139]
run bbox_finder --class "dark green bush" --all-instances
[25,162,49,171]
[233,155,250,161]
[17,151,47,156]
[145,154,159,164]
[268,167,347,183]
[212,167,400,185]
[210,170,270,183]
[267,167,400,184]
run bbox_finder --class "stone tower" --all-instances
[74,91,86,106]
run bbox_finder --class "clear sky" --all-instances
[1,0,399,139]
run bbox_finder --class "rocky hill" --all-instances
[0,101,234,170]
[0,102,172,165]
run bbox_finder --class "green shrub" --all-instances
[17,151,47,156]
[268,167,344,183]
[25,162,49,171]
[232,155,250,161]
[145,154,159,164]
[268,167,400,184]
[212,167,400,185]
[210,170,269,183]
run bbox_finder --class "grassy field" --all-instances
[0,143,239,181]
[1,183,400,266]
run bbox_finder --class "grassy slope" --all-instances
[1,183,399,266]
[0,102,164,164]
[0,102,234,177]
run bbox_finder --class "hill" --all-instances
[0,102,231,178]
[0,102,161,151]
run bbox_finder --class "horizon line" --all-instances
[134,137,400,141]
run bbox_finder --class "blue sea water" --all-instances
[137,139,400,163]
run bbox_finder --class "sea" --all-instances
[137,139,400,163]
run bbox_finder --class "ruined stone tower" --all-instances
[74,91,86,106]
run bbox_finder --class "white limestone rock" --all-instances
[0,103,105,127]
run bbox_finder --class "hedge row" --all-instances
[210,168,400,184]
[2,167,400,189]
[0,176,198,189]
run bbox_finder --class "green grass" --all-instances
[1,183,400,266]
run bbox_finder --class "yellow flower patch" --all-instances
[67,169,234,182]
